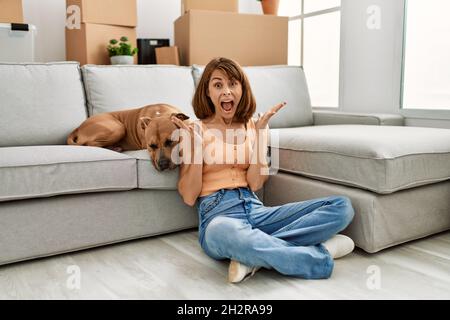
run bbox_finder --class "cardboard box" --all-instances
[155,46,180,65]
[174,10,288,66]
[66,0,137,27]
[66,23,137,65]
[0,0,23,23]
[181,0,238,14]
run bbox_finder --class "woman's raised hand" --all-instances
[254,102,287,130]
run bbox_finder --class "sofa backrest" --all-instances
[0,63,312,148]
[0,62,87,147]
[192,65,314,128]
[81,65,196,119]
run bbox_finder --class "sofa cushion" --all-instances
[0,146,137,202]
[0,62,87,147]
[123,150,179,190]
[81,65,196,118]
[192,65,314,128]
[271,125,450,194]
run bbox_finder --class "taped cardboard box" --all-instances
[66,23,136,65]
[155,46,180,65]
[174,10,288,66]
[66,0,137,27]
[0,0,23,23]
[181,0,238,14]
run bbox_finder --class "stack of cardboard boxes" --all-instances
[0,0,23,23]
[174,0,288,66]
[65,0,137,65]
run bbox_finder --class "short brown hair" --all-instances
[192,57,256,123]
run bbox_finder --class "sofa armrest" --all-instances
[313,110,404,126]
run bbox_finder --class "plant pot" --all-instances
[261,0,280,15]
[110,55,134,65]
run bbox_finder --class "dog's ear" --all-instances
[140,117,152,130]
[171,113,190,121]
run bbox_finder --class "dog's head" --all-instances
[140,112,190,171]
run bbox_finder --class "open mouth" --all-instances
[221,101,234,113]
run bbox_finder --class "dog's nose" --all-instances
[158,158,171,170]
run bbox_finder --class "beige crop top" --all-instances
[199,118,256,197]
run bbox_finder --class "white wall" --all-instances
[22,0,66,62]
[239,0,262,14]
[136,0,180,46]
[339,0,404,114]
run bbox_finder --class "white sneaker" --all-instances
[228,260,259,283]
[323,234,355,259]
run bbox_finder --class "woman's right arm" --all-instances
[171,117,203,206]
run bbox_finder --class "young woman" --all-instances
[171,57,355,283]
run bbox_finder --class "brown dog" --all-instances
[67,104,190,171]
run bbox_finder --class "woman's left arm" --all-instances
[246,102,286,192]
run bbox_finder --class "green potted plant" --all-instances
[107,36,138,65]
[257,0,279,15]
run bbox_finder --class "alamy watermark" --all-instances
[66,5,80,30]
[66,265,81,290]
[366,265,381,290]
[367,5,381,30]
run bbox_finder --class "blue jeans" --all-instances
[196,187,355,279]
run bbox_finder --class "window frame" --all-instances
[288,1,342,109]
[400,0,450,120]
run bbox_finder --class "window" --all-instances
[402,0,450,111]
[281,0,341,107]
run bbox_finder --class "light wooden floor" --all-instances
[0,229,449,300]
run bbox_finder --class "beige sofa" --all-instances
[0,62,448,267]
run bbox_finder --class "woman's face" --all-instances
[207,69,243,124]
